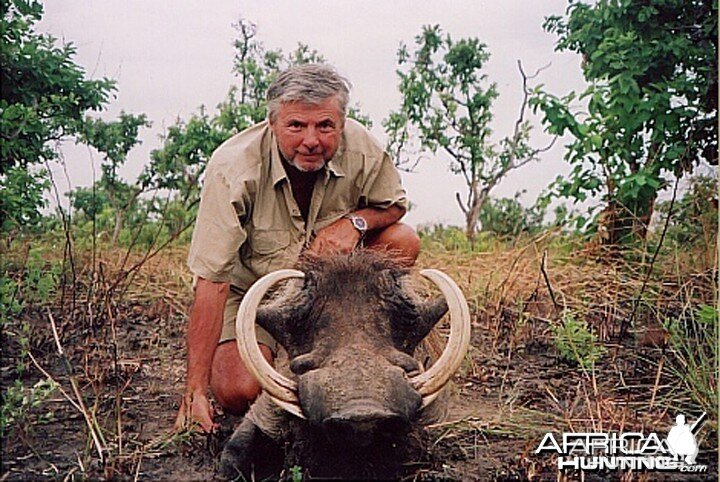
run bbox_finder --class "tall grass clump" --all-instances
[664,304,718,423]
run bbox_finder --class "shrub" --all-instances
[655,175,718,247]
[552,310,605,369]
[478,193,546,237]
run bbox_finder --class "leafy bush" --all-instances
[655,175,718,246]
[478,193,545,237]
[0,247,62,439]
[0,166,49,233]
[1,0,115,233]
[1,248,60,375]
[551,310,605,369]
[0,379,57,438]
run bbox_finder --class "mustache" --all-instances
[297,147,323,155]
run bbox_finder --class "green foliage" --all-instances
[0,165,48,232]
[1,0,115,230]
[69,112,151,245]
[67,183,110,219]
[552,311,605,369]
[289,465,304,482]
[478,193,545,237]
[664,305,718,421]
[81,113,150,199]
[418,224,504,253]
[0,378,57,438]
[1,248,59,381]
[1,248,59,321]
[386,25,541,240]
[0,275,22,329]
[23,249,61,305]
[81,113,150,168]
[146,108,229,211]
[532,0,718,243]
[655,175,718,246]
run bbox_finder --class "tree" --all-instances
[531,0,717,244]
[478,193,546,238]
[0,0,115,231]
[385,25,552,242]
[74,113,150,245]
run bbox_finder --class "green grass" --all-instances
[664,304,718,423]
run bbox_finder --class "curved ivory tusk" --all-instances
[420,388,443,408]
[235,269,306,418]
[411,269,471,402]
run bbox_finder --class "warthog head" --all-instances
[220,251,471,479]
[236,251,471,442]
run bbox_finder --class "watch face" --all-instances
[353,216,368,232]
[347,215,367,233]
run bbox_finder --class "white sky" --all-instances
[38,0,586,228]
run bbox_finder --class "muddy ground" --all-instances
[1,249,717,481]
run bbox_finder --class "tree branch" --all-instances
[455,192,468,215]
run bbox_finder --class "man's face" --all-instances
[270,97,345,173]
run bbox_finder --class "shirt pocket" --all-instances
[246,229,293,276]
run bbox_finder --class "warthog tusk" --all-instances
[411,269,471,404]
[236,269,306,419]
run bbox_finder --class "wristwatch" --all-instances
[344,213,368,240]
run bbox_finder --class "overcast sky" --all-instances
[38,1,586,227]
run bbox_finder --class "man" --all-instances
[175,64,420,432]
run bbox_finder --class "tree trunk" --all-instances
[599,192,657,245]
[465,187,489,246]
[632,192,657,241]
[111,209,124,247]
[465,212,477,244]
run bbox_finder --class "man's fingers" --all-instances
[194,404,217,433]
[173,408,187,431]
[175,395,217,433]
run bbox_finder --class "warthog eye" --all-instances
[386,350,421,376]
[290,352,323,375]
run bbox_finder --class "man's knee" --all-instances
[210,342,273,415]
[366,222,420,265]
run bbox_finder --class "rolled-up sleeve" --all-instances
[360,152,409,211]
[187,164,247,283]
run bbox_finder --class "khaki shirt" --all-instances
[187,118,408,290]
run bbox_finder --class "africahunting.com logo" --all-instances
[535,413,708,474]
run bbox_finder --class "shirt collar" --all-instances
[269,132,288,186]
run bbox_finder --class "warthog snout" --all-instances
[296,345,423,434]
[323,400,410,446]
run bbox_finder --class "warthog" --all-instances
[220,251,470,479]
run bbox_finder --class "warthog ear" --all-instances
[406,297,449,349]
[255,274,315,351]
[255,306,290,348]
[381,270,449,354]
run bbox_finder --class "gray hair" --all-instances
[266,64,351,122]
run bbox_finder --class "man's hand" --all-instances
[174,390,218,433]
[176,278,228,433]
[307,217,362,256]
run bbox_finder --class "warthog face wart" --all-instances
[221,251,470,479]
